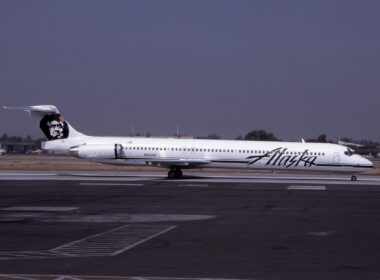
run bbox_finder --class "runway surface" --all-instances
[0,171,380,280]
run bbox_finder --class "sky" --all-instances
[0,0,379,141]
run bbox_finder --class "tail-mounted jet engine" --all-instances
[70,144,124,159]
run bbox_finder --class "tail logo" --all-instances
[40,114,69,140]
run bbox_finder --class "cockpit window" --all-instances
[344,148,355,156]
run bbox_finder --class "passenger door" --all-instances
[333,152,340,163]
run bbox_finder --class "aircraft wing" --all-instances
[145,158,210,168]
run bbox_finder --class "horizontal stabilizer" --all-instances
[3,105,59,115]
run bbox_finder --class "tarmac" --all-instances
[0,171,380,280]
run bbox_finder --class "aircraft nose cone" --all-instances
[361,157,374,168]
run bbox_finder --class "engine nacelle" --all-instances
[70,144,124,159]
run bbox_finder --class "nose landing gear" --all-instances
[351,175,357,181]
[168,168,183,179]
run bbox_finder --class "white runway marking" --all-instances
[178,184,209,187]
[110,225,177,256]
[79,183,144,187]
[307,231,337,236]
[1,207,78,212]
[0,213,214,260]
[0,172,58,176]
[51,224,176,257]
[0,213,216,223]
[0,251,63,260]
[0,275,246,280]
[287,185,326,190]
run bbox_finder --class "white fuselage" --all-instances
[5,105,373,178]
[43,135,374,174]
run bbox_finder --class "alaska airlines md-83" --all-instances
[3,105,373,180]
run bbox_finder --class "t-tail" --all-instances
[3,105,86,153]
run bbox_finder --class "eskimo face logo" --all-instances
[40,114,69,140]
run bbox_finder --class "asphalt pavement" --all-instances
[0,172,379,280]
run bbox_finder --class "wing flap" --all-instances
[146,158,210,168]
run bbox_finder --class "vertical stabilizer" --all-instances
[3,105,85,140]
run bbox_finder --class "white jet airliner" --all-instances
[3,105,374,180]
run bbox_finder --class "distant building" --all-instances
[0,141,37,154]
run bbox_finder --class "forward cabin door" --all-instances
[333,152,340,164]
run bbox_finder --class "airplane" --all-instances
[3,105,374,181]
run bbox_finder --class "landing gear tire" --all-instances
[168,168,183,179]
[175,169,183,178]
[351,175,357,181]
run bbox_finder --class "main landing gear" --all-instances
[351,175,357,181]
[168,168,183,179]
